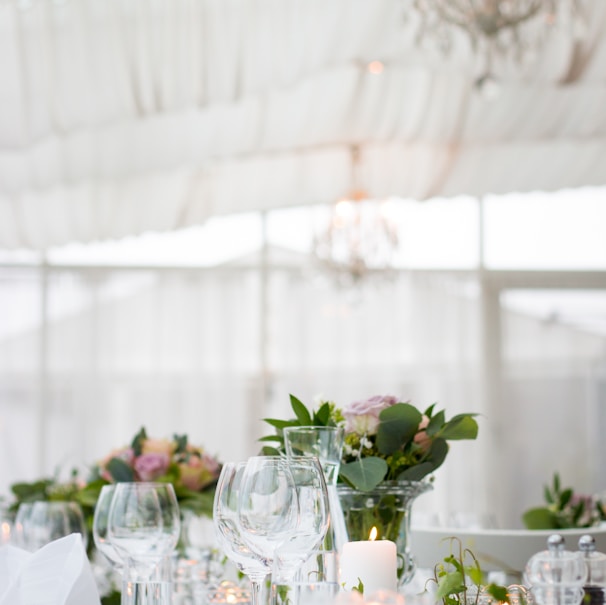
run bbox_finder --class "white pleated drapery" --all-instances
[1,0,606,249]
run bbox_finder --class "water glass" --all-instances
[283,426,347,577]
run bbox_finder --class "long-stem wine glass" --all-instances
[237,457,299,588]
[272,456,329,590]
[213,462,271,605]
[13,502,35,550]
[26,501,88,551]
[93,484,124,571]
[107,481,180,604]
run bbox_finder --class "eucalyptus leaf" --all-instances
[426,437,449,470]
[376,403,422,455]
[397,462,434,482]
[522,507,559,529]
[339,457,388,491]
[439,415,478,440]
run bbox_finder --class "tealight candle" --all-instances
[0,520,10,545]
[340,527,398,596]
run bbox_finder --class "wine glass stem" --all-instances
[249,577,266,605]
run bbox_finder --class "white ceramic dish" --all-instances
[411,526,606,574]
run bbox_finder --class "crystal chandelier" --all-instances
[312,147,399,287]
[413,0,585,89]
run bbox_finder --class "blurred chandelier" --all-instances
[413,0,585,88]
[312,146,399,287]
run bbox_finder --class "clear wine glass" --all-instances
[213,462,271,605]
[237,456,299,568]
[93,484,124,570]
[13,502,35,550]
[272,456,329,584]
[26,501,88,551]
[107,482,180,583]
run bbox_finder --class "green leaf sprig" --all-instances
[427,537,511,605]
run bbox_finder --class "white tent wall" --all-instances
[1,263,605,528]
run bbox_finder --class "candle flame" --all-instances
[369,526,378,541]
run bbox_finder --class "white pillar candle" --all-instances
[340,528,398,596]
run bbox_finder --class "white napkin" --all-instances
[0,533,101,605]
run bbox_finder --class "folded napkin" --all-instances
[0,533,101,605]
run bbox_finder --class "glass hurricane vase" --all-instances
[337,480,432,588]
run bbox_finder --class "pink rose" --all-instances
[201,452,221,477]
[134,453,170,481]
[414,414,432,452]
[343,395,399,435]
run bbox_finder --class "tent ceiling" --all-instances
[0,0,605,250]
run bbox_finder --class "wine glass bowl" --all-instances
[93,484,123,569]
[214,462,272,605]
[272,456,329,583]
[107,482,180,577]
[20,501,88,551]
[237,456,298,566]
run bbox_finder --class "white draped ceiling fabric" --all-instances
[1,0,606,249]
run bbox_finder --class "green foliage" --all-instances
[427,538,510,605]
[338,457,388,492]
[101,591,122,605]
[522,472,604,530]
[260,394,478,491]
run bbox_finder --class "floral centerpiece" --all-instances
[90,427,221,516]
[8,428,222,605]
[10,427,222,519]
[261,394,479,587]
[261,394,478,491]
